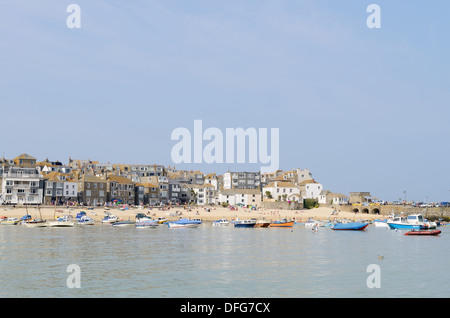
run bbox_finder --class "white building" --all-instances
[191,184,217,205]
[218,189,261,206]
[0,167,43,205]
[263,181,300,201]
[304,182,323,199]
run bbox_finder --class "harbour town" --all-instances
[1,153,448,228]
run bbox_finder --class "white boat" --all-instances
[102,215,119,224]
[136,221,158,228]
[167,218,202,228]
[77,215,95,225]
[111,220,135,227]
[23,219,47,228]
[212,219,230,226]
[373,219,389,228]
[1,217,20,225]
[47,215,75,227]
[134,213,158,228]
[304,219,320,228]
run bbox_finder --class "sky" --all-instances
[1,0,449,202]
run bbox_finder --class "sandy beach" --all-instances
[0,205,386,223]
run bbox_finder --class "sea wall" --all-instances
[261,201,303,210]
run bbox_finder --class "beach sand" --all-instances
[0,205,386,223]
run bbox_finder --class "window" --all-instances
[86,190,91,197]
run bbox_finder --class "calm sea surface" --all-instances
[0,223,449,298]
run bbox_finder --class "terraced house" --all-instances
[78,174,107,206]
[107,175,135,205]
[43,171,78,205]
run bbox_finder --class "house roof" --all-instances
[79,174,105,183]
[298,179,317,186]
[14,153,36,161]
[263,181,298,188]
[107,175,135,184]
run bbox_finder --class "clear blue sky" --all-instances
[1,1,449,202]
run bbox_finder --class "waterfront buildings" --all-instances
[0,153,337,208]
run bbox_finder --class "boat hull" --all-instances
[254,222,270,228]
[387,223,422,230]
[167,223,200,228]
[47,222,75,227]
[269,221,294,227]
[234,223,256,228]
[332,222,369,231]
[111,221,135,227]
[404,230,441,236]
[136,222,158,228]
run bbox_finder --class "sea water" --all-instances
[0,223,448,298]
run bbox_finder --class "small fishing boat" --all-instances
[233,219,256,228]
[269,219,294,227]
[254,220,270,228]
[167,218,202,228]
[387,214,435,230]
[1,217,20,225]
[212,219,230,226]
[404,229,441,236]
[331,222,369,231]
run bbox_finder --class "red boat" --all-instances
[404,229,441,236]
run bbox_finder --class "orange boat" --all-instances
[269,219,294,227]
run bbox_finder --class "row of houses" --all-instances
[0,153,353,207]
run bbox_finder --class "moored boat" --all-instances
[167,218,202,228]
[331,222,368,231]
[404,229,441,236]
[101,214,119,224]
[77,215,95,225]
[373,219,389,228]
[387,214,435,230]
[269,219,294,227]
[1,217,20,225]
[212,219,230,226]
[233,219,256,228]
[23,218,48,227]
[47,215,75,227]
[254,220,270,228]
[136,221,158,228]
[111,220,135,227]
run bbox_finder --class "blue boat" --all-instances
[387,214,435,230]
[331,222,369,231]
[233,219,256,228]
